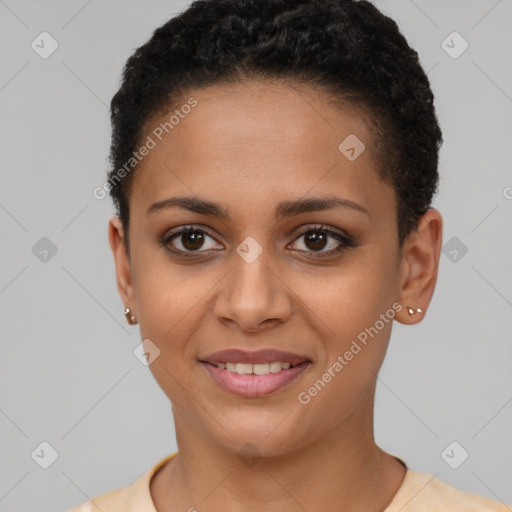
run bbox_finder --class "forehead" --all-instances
[129,79,393,220]
[145,79,373,161]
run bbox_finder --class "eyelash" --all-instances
[159,224,355,259]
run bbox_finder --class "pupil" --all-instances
[305,231,327,251]
[182,231,204,250]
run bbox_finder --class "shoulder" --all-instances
[387,469,511,511]
[66,486,130,512]
[65,453,178,512]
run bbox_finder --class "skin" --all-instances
[108,79,443,512]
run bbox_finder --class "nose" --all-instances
[213,248,293,333]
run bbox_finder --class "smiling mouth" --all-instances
[199,348,312,397]
[200,359,311,398]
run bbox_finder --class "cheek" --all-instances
[304,250,399,396]
[309,259,398,342]
[131,252,214,354]
[297,278,396,426]
[132,260,211,402]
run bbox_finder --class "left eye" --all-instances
[290,226,352,254]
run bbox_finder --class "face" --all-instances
[109,79,441,458]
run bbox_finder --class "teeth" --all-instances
[253,363,270,375]
[218,361,295,375]
[236,363,253,375]
[270,362,283,373]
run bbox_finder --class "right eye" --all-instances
[160,225,224,254]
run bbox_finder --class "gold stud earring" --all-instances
[406,307,423,317]
[124,307,138,325]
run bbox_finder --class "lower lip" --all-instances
[201,361,311,398]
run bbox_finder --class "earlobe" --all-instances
[108,216,134,311]
[395,208,443,325]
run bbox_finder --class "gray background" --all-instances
[0,0,511,510]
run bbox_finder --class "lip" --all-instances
[201,360,311,398]
[199,349,312,398]
[200,348,310,366]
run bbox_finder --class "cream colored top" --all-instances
[67,452,510,511]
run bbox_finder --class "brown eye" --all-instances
[179,230,206,251]
[290,225,354,257]
[162,226,223,253]
[303,231,328,251]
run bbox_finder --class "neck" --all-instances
[151,395,406,512]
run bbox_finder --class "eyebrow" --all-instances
[146,195,369,218]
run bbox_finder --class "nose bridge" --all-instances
[233,245,272,301]
[214,237,292,331]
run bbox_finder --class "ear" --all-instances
[395,208,443,325]
[108,216,134,312]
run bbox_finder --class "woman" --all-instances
[69,0,509,510]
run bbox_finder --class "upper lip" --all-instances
[200,349,311,366]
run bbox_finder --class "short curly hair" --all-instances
[107,0,442,248]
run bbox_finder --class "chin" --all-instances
[207,413,307,459]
